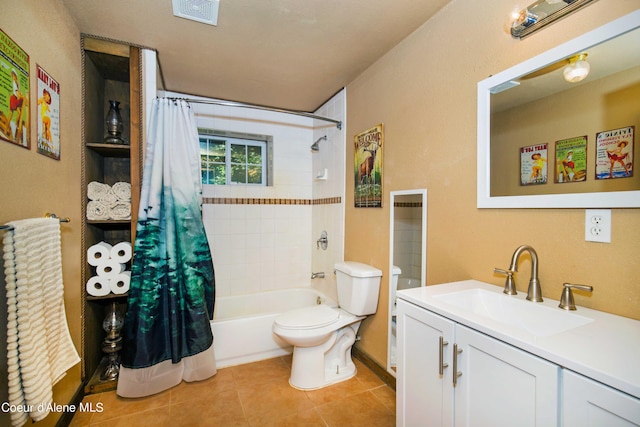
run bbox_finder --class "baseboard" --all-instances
[55,382,85,427]
[352,346,396,390]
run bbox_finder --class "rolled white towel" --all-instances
[112,182,131,201]
[110,202,131,220]
[99,188,120,208]
[87,200,110,220]
[87,181,110,201]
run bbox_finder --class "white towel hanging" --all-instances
[3,217,80,426]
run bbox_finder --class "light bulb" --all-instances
[563,54,590,83]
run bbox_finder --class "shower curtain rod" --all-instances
[167,97,342,130]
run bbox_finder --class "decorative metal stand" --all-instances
[104,100,126,145]
[100,301,124,381]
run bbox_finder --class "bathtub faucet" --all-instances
[311,272,325,279]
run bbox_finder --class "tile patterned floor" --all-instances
[69,356,396,426]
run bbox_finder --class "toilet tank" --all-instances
[334,261,382,316]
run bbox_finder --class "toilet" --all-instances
[273,261,382,390]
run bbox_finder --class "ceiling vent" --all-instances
[172,0,219,26]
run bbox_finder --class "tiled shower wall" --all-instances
[393,196,423,280]
[164,90,346,298]
[310,91,346,302]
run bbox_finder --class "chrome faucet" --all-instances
[495,245,543,302]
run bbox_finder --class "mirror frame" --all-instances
[387,189,427,377]
[477,10,640,208]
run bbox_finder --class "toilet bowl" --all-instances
[273,261,382,390]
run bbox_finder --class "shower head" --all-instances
[311,135,327,152]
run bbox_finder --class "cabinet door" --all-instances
[397,299,455,427]
[563,370,640,426]
[454,325,560,427]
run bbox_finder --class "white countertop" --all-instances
[397,280,640,399]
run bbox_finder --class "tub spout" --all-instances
[311,272,325,279]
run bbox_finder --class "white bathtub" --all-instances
[211,288,337,368]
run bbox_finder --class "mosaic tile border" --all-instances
[203,197,342,205]
[394,202,423,207]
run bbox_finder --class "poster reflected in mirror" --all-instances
[520,143,547,186]
[596,126,634,180]
[555,136,587,184]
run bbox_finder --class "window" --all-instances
[199,129,272,185]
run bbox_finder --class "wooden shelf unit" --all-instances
[81,37,142,393]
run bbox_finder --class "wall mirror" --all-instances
[387,189,427,377]
[478,10,640,208]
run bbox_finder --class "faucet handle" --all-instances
[494,267,517,295]
[559,283,593,310]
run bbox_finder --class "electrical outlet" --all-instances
[585,209,611,243]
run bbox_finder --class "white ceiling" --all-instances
[61,0,453,112]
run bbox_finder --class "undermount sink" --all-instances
[433,288,593,337]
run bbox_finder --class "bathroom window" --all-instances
[199,129,273,186]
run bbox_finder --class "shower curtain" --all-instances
[117,98,216,398]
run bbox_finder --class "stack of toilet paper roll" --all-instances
[87,181,131,220]
[86,241,133,297]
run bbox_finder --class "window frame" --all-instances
[199,128,273,186]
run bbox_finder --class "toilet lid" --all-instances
[275,305,339,329]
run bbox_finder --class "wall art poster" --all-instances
[520,143,548,186]
[36,65,60,160]
[0,28,30,148]
[554,135,587,183]
[595,126,634,180]
[354,123,383,207]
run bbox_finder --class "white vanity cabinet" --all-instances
[562,370,640,426]
[396,298,455,426]
[396,299,559,427]
[454,324,559,427]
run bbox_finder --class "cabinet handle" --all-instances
[439,336,449,375]
[453,344,463,387]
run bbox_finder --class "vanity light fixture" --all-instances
[511,0,598,39]
[563,53,590,82]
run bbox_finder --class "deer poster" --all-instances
[354,123,383,207]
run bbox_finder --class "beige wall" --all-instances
[346,1,640,368]
[1,1,82,425]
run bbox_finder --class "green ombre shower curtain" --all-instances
[117,98,216,397]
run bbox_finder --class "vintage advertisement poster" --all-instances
[36,65,60,159]
[554,136,587,183]
[0,28,30,148]
[595,126,634,180]
[520,143,548,186]
[354,123,383,207]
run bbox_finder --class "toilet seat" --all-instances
[274,305,339,330]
